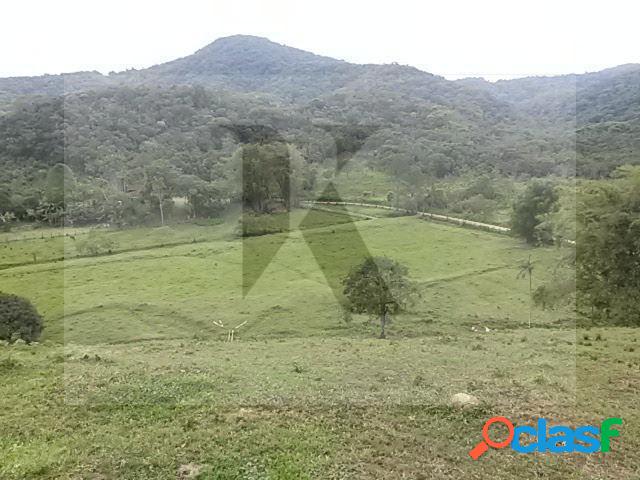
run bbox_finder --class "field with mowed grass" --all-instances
[1,208,638,479]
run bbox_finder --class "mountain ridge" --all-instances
[0,35,638,179]
[1,35,637,99]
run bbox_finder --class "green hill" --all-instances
[1,35,638,186]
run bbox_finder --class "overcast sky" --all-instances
[1,0,638,80]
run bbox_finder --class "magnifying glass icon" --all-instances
[469,416,515,460]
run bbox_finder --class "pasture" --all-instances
[1,209,638,479]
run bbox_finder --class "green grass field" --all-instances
[1,210,638,479]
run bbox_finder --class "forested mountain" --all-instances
[2,35,638,323]
[0,71,109,103]
[121,35,360,101]
[0,34,638,192]
[459,64,640,175]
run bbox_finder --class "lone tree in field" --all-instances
[0,293,43,343]
[343,257,416,339]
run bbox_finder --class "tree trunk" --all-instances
[379,311,387,339]
[193,198,198,219]
[158,195,165,226]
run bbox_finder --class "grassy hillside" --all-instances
[2,212,638,479]
[2,211,569,344]
[0,327,637,479]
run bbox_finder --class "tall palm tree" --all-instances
[517,255,535,328]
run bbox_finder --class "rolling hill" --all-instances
[0,35,638,183]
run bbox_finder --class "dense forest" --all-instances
[1,35,638,183]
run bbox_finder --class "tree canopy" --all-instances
[576,167,640,325]
[511,182,559,244]
[343,257,416,338]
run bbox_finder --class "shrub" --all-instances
[76,231,119,256]
[0,293,43,343]
[236,213,286,237]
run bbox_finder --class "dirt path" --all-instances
[304,200,576,246]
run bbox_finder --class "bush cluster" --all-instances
[0,293,43,343]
